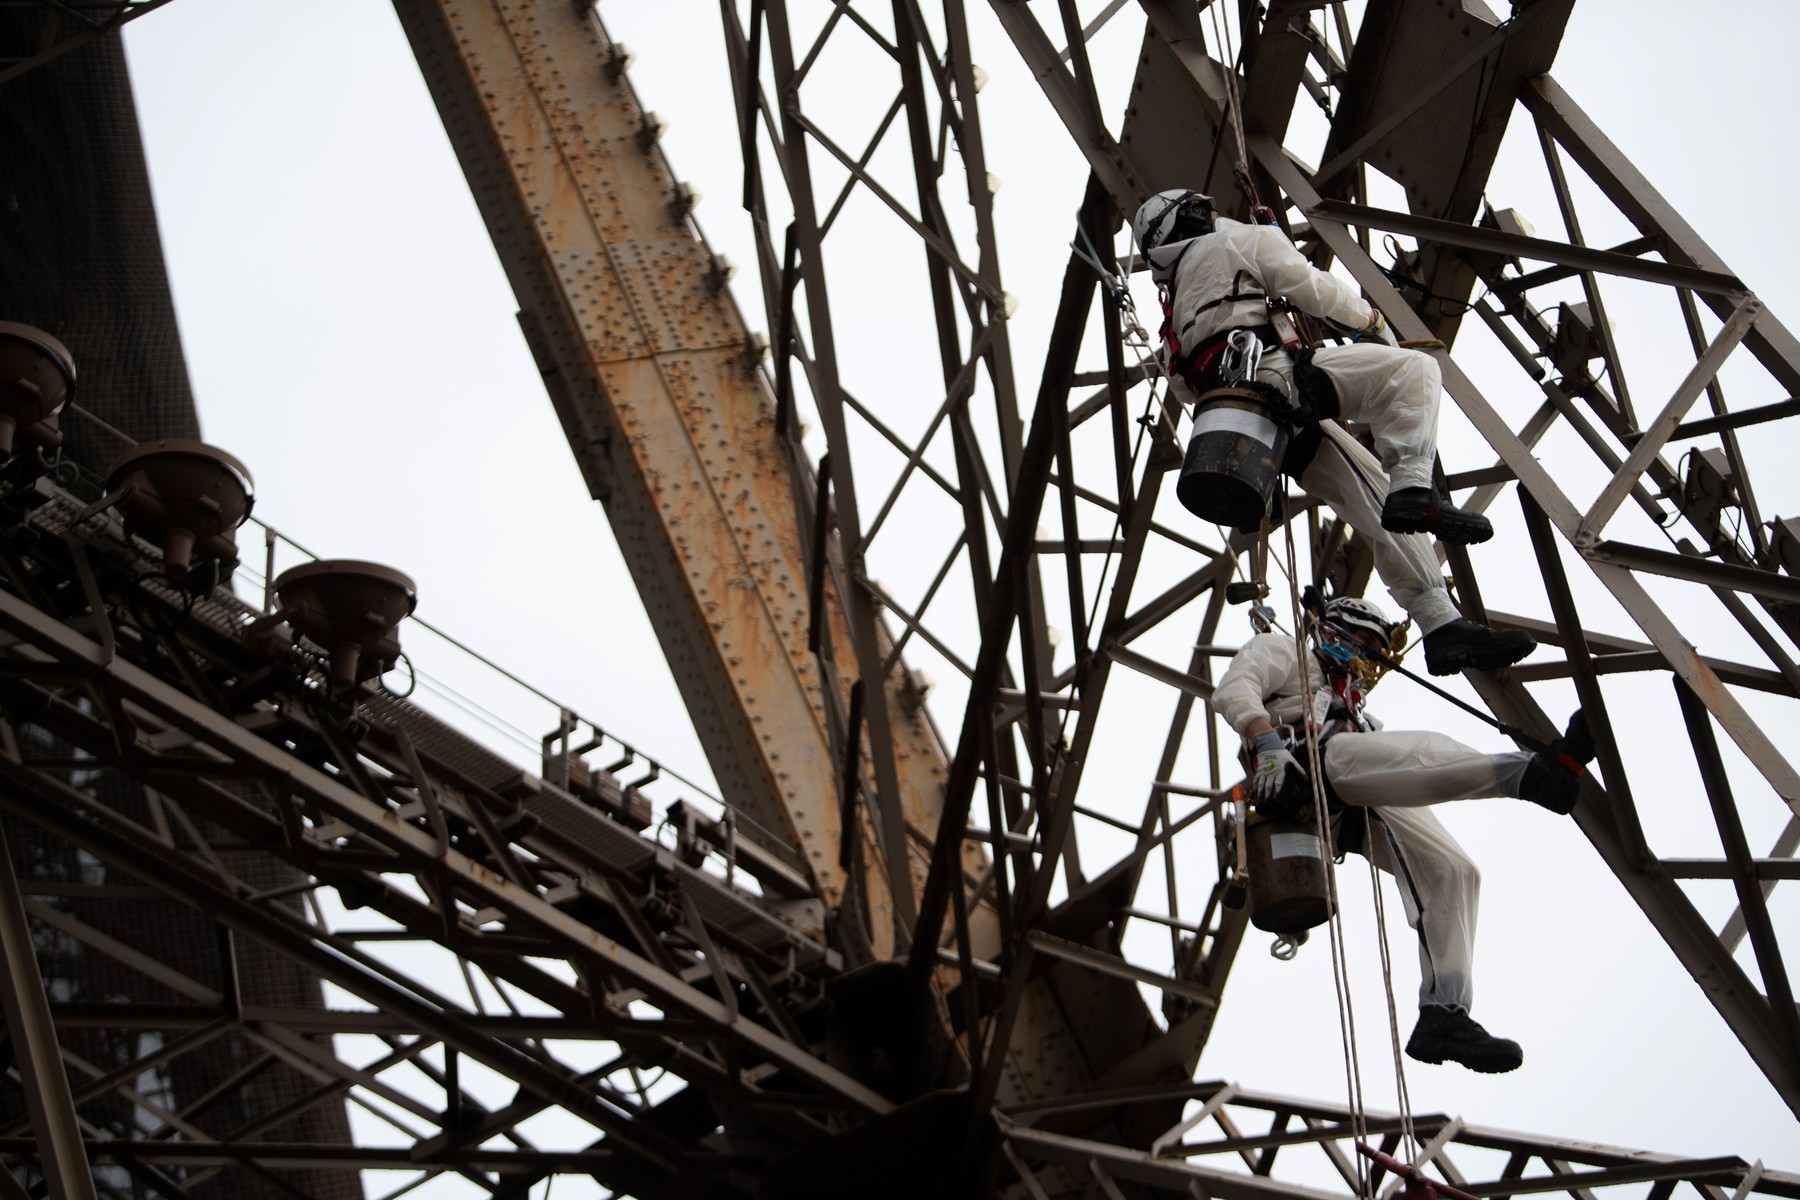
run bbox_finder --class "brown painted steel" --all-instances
[388,0,952,939]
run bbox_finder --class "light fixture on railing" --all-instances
[272,560,417,694]
[0,321,73,459]
[103,440,255,579]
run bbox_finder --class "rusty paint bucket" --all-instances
[1246,816,1333,933]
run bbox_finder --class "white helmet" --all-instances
[1132,189,1215,256]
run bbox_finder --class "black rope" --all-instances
[1373,650,1551,753]
[1303,584,1551,752]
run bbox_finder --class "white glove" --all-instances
[1249,730,1306,806]
[1359,308,1399,347]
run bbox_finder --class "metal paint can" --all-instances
[1175,388,1290,531]
[1246,816,1333,933]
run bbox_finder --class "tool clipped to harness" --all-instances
[1217,327,1263,387]
[1225,581,1269,605]
[1173,302,1336,534]
[1175,339,1292,532]
[1265,303,1304,353]
[1221,786,1251,911]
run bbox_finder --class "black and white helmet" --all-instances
[1321,596,1399,648]
[1132,189,1216,256]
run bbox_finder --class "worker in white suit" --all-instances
[1211,594,1593,1072]
[1134,188,1532,676]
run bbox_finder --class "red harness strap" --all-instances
[1159,291,1240,397]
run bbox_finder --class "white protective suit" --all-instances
[1213,631,1533,1010]
[1148,217,1459,633]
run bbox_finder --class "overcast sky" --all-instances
[117,0,1798,1185]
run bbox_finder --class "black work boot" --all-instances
[1382,486,1494,544]
[1422,619,1536,676]
[1405,1005,1522,1074]
[1518,709,1596,815]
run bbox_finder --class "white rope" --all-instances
[1368,853,1420,1162]
[1277,494,1371,1197]
[1207,2,1420,1166]
[1206,2,1252,176]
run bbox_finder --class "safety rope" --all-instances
[1106,10,1423,1163]
[1368,853,1421,1163]
[1279,479,1428,1188]
[1207,3,1254,206]
[1193,8,1433,1168]
[1277,491,1372,1196]
[1057,224,1188,756]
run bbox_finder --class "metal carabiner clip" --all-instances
[1218,328,1264,387]
[1270,929,1309,961]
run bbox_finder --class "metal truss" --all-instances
[0,472,1780,1196]
[380,0,1799,1190]
[703,0,1800,1179]
[0,484,893,1196]
[716,0,1241,1134]
[6,0,1799,1195]
[0,0,177,87]
[698,0,1800,1144]
[969,0,1800,1122]
[998,1082,1798,1200]
[747,0,1800,1072]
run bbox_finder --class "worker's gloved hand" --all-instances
[1357,309,1399,347]
[1249,730,1306,807]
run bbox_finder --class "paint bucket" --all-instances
[1175,388,1290,531]
[1246,816,1333,933]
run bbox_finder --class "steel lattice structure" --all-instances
[0,0,1797,1197]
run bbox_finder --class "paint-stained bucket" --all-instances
[1175,388,1290,531]
[1246,816,1334,932]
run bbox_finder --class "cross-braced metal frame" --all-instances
[0,1,176,87]
[0,483,897,1198]
[709,0,1800,1181]
[2,0,1798,1196]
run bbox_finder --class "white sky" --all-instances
[117,0,1798,1183]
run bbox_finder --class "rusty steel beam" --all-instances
[388,0,954,953]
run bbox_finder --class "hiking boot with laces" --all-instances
[1422,618,1535,676]
[1405,1004,1522,1074]
[1519,709,1596,815]
[1382,486,1494,545]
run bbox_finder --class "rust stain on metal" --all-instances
[417,0,981,937]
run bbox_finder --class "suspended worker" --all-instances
[1213,593,1595,1072]
[1134,188,1531,676]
